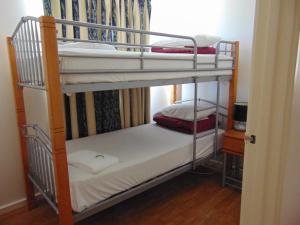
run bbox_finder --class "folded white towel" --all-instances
[68,150,119,174]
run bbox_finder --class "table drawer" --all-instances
[223,137,244,154]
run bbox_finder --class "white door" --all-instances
[240,0,300,225]
[279,37,300,225]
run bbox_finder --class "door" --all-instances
[240,0,300,225]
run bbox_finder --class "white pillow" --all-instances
[194,35,222,47]
[59,42,117,51]
[161,101,216,121]
[152,34,221,48]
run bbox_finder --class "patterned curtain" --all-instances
[44,0,151,139]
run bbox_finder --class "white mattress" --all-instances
[67,124,224,212]
[59,48,233,84]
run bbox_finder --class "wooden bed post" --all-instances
[39,16,73,225]
[227,41,239,130]
[6,37,36,210]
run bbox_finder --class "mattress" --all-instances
[66,124,224,212]
[58,48,233,84]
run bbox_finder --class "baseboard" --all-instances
[0,198,27,217]
[0,193,41,218]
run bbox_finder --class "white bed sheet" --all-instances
[67,124,224,212]
[59,48,233,84]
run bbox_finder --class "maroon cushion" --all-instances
[151,46,216,54]
[153,113,216,134]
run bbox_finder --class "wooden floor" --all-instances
[0,173,241,225]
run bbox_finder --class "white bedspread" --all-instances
[67,124,224,212]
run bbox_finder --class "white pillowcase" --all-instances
[152,34,221,48]
[194,35,222,47]
[59,42,117,51]
[161,101,216,121]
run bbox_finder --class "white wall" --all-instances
[150,85,172,117]
[0,0,43,208]
[280,37,300,225]
[150,0,256,113]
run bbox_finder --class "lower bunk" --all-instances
[25,123,224,222]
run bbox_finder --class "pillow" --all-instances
[59,42,117,51]
[160,101,216,121]
[194,35,221,47]
[151,34,221,48]
[153,113,216,134]
[151,47,216,54]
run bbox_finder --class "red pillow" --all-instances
[153,113,216,134]
[151,46,216,54]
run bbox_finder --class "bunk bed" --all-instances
[7,16,239,225]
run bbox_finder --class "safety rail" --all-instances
[23,124,58,213]
[11,16,236,91]
[12,17,44,89]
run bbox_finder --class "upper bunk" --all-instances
[10,16,238,93]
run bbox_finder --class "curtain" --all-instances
[44,0,151,139]
[171,85,182,104]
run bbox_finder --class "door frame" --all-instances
[240,0,300,224]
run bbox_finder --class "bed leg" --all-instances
[192,79,198,170]
[39,16,74,225]
[227,42,239,130]
[7,37,36,210]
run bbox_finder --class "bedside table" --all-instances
[222,129,245,190]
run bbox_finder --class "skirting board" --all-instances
[0,193,40,217]
[0,198,27,217]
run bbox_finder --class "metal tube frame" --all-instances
[214,77,221,159]
[192,78,198,170]
[22,124,57,213]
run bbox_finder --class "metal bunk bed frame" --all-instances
[7,16,239,225]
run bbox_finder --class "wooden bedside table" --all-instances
[222,129,245,190]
